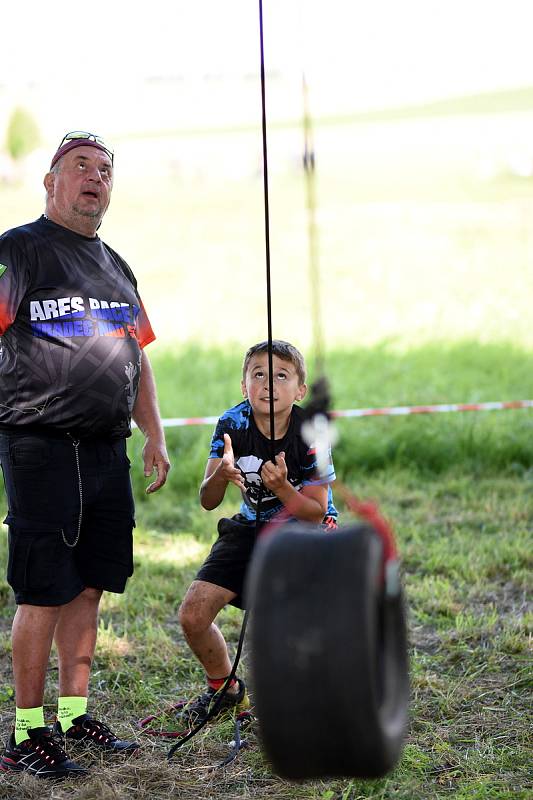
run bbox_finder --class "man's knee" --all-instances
[14,603,60,624]
[64,587,103,610]
[80,587,103,603]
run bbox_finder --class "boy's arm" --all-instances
[261,453,328,523]
[199,433,244,510]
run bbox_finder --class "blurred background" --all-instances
[2,0,533,355]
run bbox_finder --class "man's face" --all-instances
[242,354,307,416]
[44,145,114,233]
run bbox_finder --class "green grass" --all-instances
[128,341,533,532]
[0,471,530,799]
[3,102,533,354]
[0,344,531,799]
[0,105,532,798]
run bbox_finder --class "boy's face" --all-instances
[242,354,307,415]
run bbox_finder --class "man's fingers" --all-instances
[145,453,171,493]
[146,469,167,493]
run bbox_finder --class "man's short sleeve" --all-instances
[136,299,156,348]
[0,235,31,334]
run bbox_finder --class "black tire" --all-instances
[245,522,409,780]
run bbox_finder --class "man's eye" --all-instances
[253,371,264,379]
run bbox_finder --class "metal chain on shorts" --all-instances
[62,438,83,548]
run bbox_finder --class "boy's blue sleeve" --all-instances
[209,417,229,458]
[208,401,251,458]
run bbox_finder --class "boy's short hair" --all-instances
[242,340,307,384]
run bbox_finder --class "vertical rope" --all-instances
[302,73,325,377]
[258,0,276,462]
[302,72,332,423]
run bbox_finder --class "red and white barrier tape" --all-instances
[330,399,533,419]
[142,400,533,429]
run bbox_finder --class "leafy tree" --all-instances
[5,107,40,161]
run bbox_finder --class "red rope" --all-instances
[258,478,398,572]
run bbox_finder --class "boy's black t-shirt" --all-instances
[209,399,337,522]
[0,216,154,438]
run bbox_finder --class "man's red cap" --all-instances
[50,139,112,170]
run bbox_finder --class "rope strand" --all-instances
[258,0,276,462]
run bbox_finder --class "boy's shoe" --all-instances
[0,727,88,779]
[181,678,249,725]
[53,714,139,753]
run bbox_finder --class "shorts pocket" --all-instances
[217,517,255,537]
[75,517,135,588]
[6,515,61,593]
[10,437,52,470]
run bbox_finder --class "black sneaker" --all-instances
[54,714,139,753]
[0,727,88,779]
[181,678,249,725]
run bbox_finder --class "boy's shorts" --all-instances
[196,513,339,609]
[0,431,135,606]
[196,515,258,609]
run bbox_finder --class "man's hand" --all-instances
[218,433,244,488]
[142,436,171,493]
[261,451,288,492]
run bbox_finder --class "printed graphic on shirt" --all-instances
[210,400,337,522]
[0,216,155,437]
[125,358,141,414]
[29,296,141,340]
[235,452,304,510]
[0,264,7,279]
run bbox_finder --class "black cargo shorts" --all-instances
[0,432,135,606]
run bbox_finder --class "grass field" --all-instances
[0,102,531,798]
[0,343,530,799]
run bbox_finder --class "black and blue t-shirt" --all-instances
[0,216,154,438]
[209,399,337,522]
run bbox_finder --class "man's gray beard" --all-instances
[72,204,102,219]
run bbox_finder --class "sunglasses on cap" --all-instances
[57,131,114,164]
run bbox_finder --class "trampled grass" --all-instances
[0,471,530,799]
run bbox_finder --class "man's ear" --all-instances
[296,383,308,402]
[43,171,55,196]
[241,379,247,398]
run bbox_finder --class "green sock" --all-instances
[14,706,45,745]
[57,696,88,732]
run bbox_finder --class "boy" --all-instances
[178,340,337,723]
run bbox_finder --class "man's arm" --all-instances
[132,350,170,493]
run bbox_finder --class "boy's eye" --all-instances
[277,372,287,380]
[253,371,264,379]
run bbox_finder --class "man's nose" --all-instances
[87,165,103,181]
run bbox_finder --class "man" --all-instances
[0,131,170,779]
